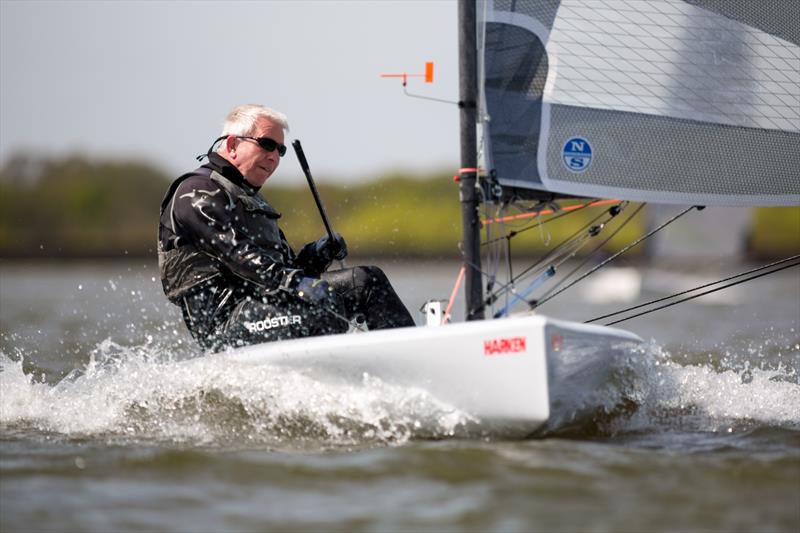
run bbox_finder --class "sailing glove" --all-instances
[312,233,348,263]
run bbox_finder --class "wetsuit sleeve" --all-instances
[170,177,301,290]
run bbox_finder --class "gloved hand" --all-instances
[312,232,348,263]
[293,276,342,311]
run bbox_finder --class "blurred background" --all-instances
[0,152,798,260]
[1,1,797,263]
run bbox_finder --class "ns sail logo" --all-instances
[562,137,593,173]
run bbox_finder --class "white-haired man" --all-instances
[158,104,414,351]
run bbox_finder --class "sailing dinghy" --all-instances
[219,0,799,436]
[224,315,641,437]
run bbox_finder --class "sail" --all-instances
[478,0,800,206]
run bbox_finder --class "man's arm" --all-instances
[170,176,301,289]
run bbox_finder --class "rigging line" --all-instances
[537,203,643,304]
[494,266,556,318]
[585,254,800,324]
[505,205,620,288]
[459,251,501,289]
[476,205,616,314]
[507,236,513,295]
[481,217,607,312]
[482,198,607,247]
[524,202,627,281]
[514,211,608,277]
[458,252,515,314]
[481,206,617,310]
[533,205,699,309]
[493,212,510,310]
[483,198,620,225]
[601,260,800,327]
[482,195,504,298]
[482,235,581,308]
[443,265,466,324]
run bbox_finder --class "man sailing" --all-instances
[158,104,414,351]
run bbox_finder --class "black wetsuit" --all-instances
[158,153,414,351]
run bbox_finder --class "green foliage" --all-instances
[749,207,800,259]
[262,173,462,258]
[0,154,166,256]
[0,152,795,260]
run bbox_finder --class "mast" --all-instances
[457,0,484,320]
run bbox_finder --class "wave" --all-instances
[0,339,473,448]
[541,339,800,439]
[1,335,798,448]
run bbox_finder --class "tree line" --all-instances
[0,153,796,260]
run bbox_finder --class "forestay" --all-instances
[478,0,800,206]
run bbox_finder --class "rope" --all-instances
[443,265,466,324]
[586,254,800,326]
[482,199,610,247]
[533,205,698,309]
[483,198,620,225]
[516,208,613,274]
[536,203,644,305]
[478,204,622,315]
[503,204,623,291]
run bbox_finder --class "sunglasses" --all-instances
[237,136,287,157]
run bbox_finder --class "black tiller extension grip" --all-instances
[292,140,335,239]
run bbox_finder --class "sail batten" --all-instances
[480,0,800,206]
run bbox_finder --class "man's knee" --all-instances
[351,265,389,288]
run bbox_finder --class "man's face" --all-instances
[226,118,285,188]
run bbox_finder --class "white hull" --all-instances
[222,315,642,436]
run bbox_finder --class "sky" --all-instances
[0,0,460,184]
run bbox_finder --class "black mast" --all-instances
[458,0,484,320]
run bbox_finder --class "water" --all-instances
[1,260,799,532]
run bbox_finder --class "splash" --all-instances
[617,341,799,432]
[2,333,798,446]
[542,338,800,438]
[0,340,474,448]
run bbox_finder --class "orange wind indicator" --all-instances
[380,61,435,86]
[381,61,458,105]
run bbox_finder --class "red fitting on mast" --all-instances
[453,167,482,182]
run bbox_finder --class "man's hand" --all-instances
[313,232,348,263]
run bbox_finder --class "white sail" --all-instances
[479,0,800,206]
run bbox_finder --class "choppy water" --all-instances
[1,260,799,532]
